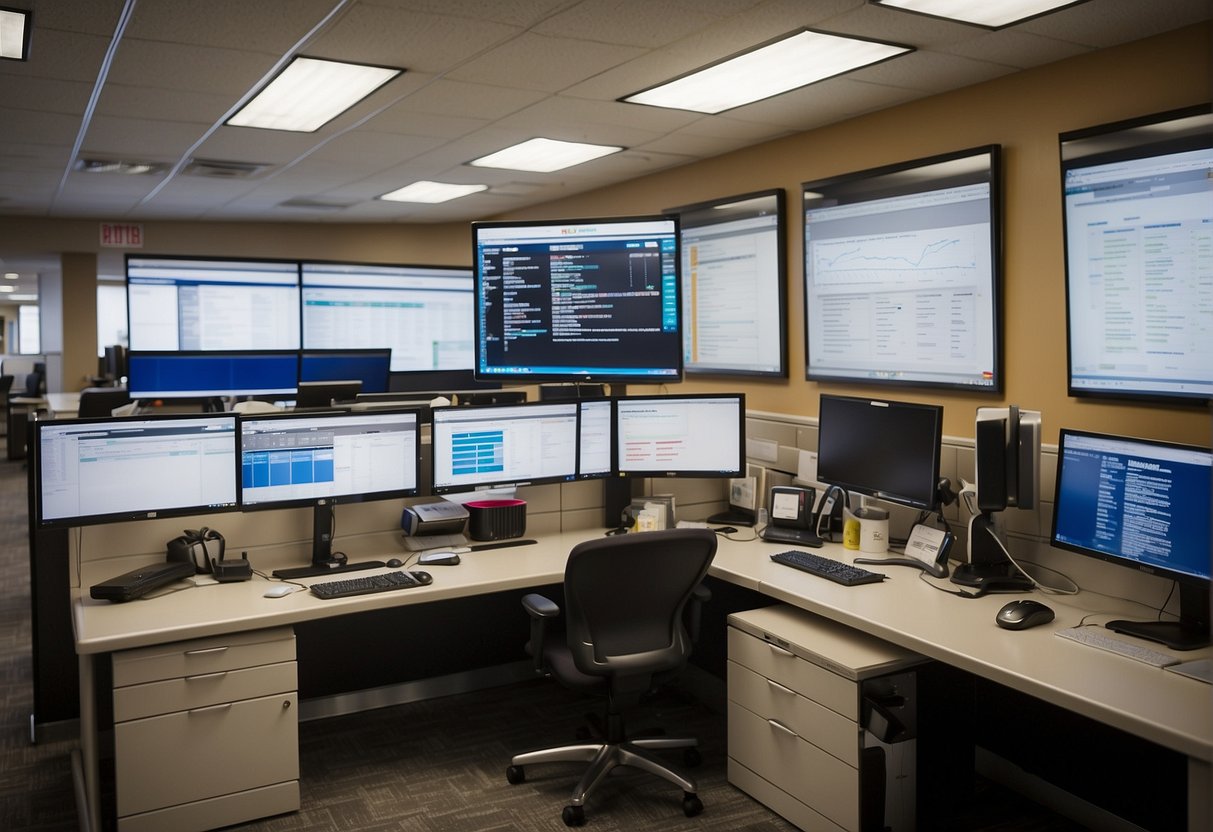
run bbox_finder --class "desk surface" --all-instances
[73,530,1213,763]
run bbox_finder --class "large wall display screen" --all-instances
[1060,105,1213,402]
[668,189,786,377]
[127,256,300,351]
[802,146,1001,391]
[301,262,474,373]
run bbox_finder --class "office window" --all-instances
[97,283,128,356]
[18,304,39,354]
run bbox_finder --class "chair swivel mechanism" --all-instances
[505,528,717,827]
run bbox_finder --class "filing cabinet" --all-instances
[112,627,299,832]
[727,605,925,831]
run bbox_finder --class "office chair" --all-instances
[76,387,132,418]
[506,528,717,827]
[0,375,12,436]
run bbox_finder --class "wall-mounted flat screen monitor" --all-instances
[1060,104,1213,403]
[34,414,240,527]
[128,351,298,399]
[430,402,579,494]
[126,256,300,351]
[576,398,613,479]
[300,262,474,373]
[802,145,1002,391]
[666,189,787,377]
[299,348,391,393]
[816,394,943,511]
[472,216,682,383]
[239,409,420,510]
[614,393,745,478]
[1051,429,1211,648]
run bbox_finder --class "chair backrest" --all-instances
[77,387,132,418]
[0,375,13,397]
[562,528,717,687]
[23,371,43,397]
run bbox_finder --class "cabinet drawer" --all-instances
[113,627,295,687]
[118,781,299,832]
[729,627,857,720]
[728,660,859,767]
[728,757,846,832]
[115,661,296,722]
[728,700,858,831]
[116,692,298,817]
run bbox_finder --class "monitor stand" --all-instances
[1107,582,1211,650]
[950,512,1033,593]
[271,504,384,580]
[706,509,755,527]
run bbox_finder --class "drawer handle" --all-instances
[184,646,230,657]
[185,671,228,682]
[766,643,795,658]
[189,702,232,715]
[767,719,798,738]
[766,679,796,696]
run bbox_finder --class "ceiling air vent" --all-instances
[183,159,272,178]
[75,158,168,175]
[278,197,357,211]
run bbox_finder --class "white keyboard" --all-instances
[1055,626,1180,668]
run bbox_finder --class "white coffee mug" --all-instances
[855,506,890,554]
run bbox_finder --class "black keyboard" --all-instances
[310,570,431,600]
[761,525,823,547]
[770,550,885,586]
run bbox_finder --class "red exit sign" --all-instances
[100,223,144,248]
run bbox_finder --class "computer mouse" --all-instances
[385,558,404,568]
[996,599,1055,630]
[263,584,295,598]
[411,570,433,585]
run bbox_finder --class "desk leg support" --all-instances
[77,653,99,832]
[1191,757,1210,832]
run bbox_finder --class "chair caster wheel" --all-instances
[505,765,525,785]
[682,792,703,817]
[683,747,702,768]
[562,804,586,826]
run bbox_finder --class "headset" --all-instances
[167,527,226,574]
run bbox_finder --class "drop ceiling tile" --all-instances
[855,50,1018,94]
[365,109,491,140]
[0,107,87,147]
[365,0,576,28]
[941,29,1091,67]
[105,39,276,96]
[445,32,648,92]
[532,0,766,48]
[1017,0,1213,47]
[0,29,112,83]
[192,127,331,166]
[124,0,340,52]
[80,115,208,159]
[388,79,548,120]
[94,84,235,124]
[307,130,447,165]
[0,77,94,115]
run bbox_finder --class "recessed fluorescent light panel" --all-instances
[469,138,623,173]
[228,56,403,132]
[871,0,1090,29]
[379,181,488,204]
[622,29,912,114]
[0,6,31,61]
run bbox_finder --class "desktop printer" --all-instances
[401,500,469,550]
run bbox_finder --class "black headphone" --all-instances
[168,527,226,574]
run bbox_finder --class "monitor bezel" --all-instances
[801,144,1003,392]
[470,215,684,384]
[1049,427,1213,586]
[299,347,392,393]
[816,393,944,511]
[574,396,615,480]
[1059,104,1213,405]
[613,392,746,479]
[664,188,788,378]
[126,349,300,399]
[236,407,422,512]
[429,401,581,495]
[33,412,241,528]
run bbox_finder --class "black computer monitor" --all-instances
[239,409,421,574]
[816,394,943,512]
[294,380,362,409]
[472,215,683,384]
[802,145,1002,391]
[576,398,613,480]
[1051,429,1211,650]
[126,255,300,351]
[666,189,787,378]
[33,413,240,527]
[430,402,579,495]
[1060,105,1213,403]
[299,349,391,393]
[614,394,745,479]
[127,350,299,400]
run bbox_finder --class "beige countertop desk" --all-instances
[73,530,1212,831]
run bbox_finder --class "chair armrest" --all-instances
[521,593,560,675]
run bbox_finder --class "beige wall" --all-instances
[0,24,1208,445]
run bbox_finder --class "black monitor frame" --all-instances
[574,397,614,480]
[665,188,787,378]
[613,393,746,480]
[471,215,683,384]
[299,348,392,393]
[33,413,241,528]
[127,349,299,400]
[802,145,1003,392]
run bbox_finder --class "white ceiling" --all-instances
[0,0,1210,291]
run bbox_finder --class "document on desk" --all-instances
[1164,658,1212,684]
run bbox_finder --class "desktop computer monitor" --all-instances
[1051,429,1211,649]
[127,351,299,400]
[34,413,240,527]
[575,398,612,480]
[816,394,943,511]
[299,349,391,393]
[239,409,421,571]
[430,402,579,495]
[614,394,745,479]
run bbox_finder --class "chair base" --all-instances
[509,736,700,817]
